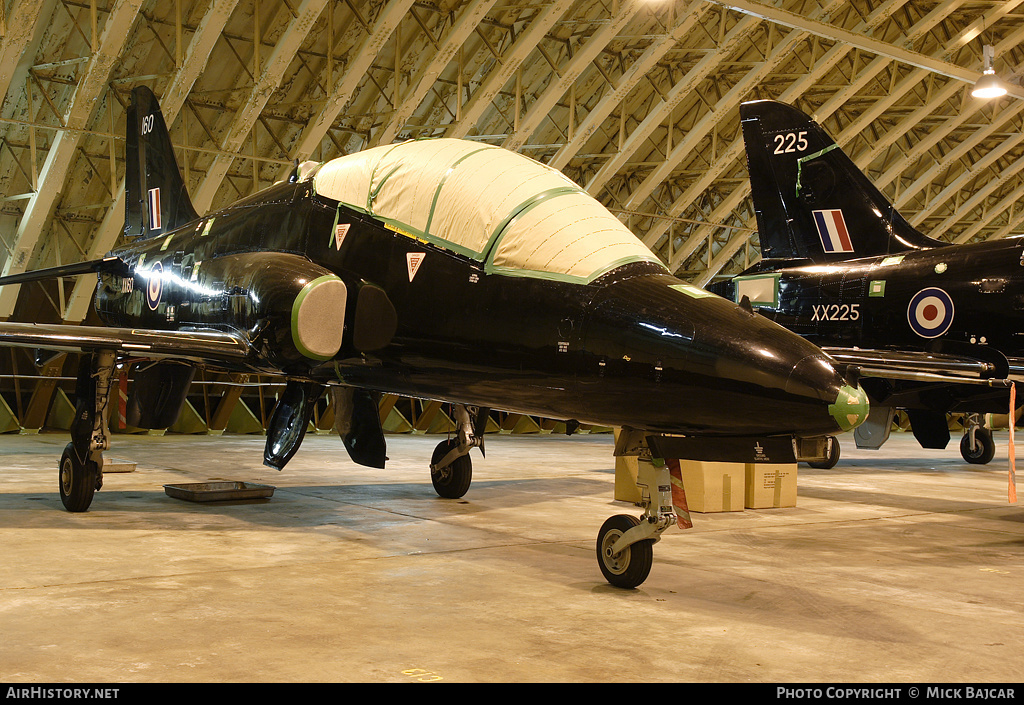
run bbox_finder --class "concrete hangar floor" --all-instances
[0,429,1021,683]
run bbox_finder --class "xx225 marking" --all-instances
[811,303,860,322]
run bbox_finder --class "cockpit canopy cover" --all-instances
[313,138,666,284]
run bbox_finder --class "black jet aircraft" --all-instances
[712,99,1018,468]
[0,87,868,588]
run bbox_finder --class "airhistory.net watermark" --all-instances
[5,688,119,700]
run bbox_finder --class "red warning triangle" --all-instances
[407,253,425,282]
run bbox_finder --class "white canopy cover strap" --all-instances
[313,138,666,284]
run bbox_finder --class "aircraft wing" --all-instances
[822,347,1015,386]
[0,322,251,365]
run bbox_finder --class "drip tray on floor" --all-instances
[163,481,276,502]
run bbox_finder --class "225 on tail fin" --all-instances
[740,100,944,263]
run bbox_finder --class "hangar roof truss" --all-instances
[0,0,1022,321]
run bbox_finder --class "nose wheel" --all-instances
[960,423,995,464]
[599,433,690,589]
[597,515,654,588]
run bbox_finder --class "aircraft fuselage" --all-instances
[732,238,1024,353]
[716,236,1024,414]
[94,178,858,440]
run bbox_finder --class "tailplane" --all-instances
[740,100,944,263]
[124,86,199,240]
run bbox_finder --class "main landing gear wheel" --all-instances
[597,514,654,589]
[807,436,840,469]
[960,428,995,465]
[430,438,473,499]
[59,443,100,513]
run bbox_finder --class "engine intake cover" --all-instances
[292,274,347,360]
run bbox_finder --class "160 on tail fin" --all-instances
[124,86,199,240]
[740,100,944,263]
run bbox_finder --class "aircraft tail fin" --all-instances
[124,86,199,240]
[740,100,943,263]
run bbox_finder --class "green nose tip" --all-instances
[828,384,870,432]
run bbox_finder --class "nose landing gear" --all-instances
[599,432,691,589]
[960,414,996,464]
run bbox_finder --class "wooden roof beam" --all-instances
[192,0,329,214]
[63,0,242,323]
[444,0,574,140]
[372,0,499,148]
[0,0,145,319]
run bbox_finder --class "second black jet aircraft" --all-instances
[713,99,1019,467]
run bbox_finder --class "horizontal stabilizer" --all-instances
[0,256,130,287]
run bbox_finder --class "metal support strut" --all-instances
[90,349,117,472]
[609,454,677,556]
[430,404,486,472]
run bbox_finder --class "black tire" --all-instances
[430,438,472,499]
[960,428,995,465]
[807,436,841,469]
[59,443,98,512]
[596,514,653,589]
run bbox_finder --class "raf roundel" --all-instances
[907,287,954,338]
[146,261,163,311]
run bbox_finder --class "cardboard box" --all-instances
[745,463,798,508]
[614,452,642,503]
[676,460,745,513]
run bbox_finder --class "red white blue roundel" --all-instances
[907,287,954,338]
[146,261,163,310]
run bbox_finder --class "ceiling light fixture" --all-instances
[972,45,1007,99]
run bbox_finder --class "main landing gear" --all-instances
[427,420,683,589]
[960,414,995,465]
[429,404,487,499]
[60,349,116,512]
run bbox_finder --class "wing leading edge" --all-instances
[0,322,251,365]
[823,346,1014,387]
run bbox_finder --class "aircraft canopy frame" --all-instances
[312,138,665,284]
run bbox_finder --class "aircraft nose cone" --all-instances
[783,353,869,436]
[829,384,869,432]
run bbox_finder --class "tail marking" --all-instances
[812,209,853,253]
[148,188,162,231]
